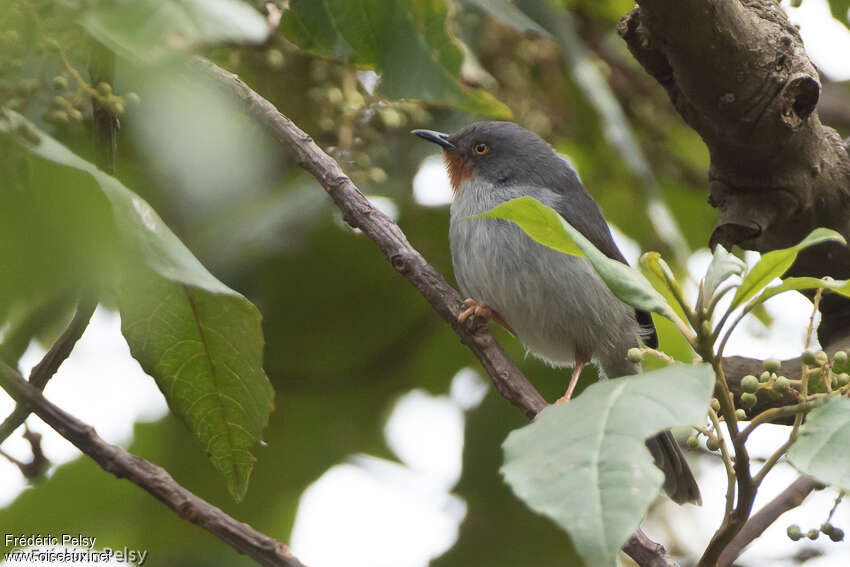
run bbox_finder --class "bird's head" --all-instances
[412,121,563,194]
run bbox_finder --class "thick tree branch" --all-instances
[191,57,677,567]
[0,360,306,567]
[619,0,850,349]
[0,298,97,444]
[717,476,816,567]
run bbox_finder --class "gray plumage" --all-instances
[414,121,700,505]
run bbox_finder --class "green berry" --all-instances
[802,350,817,366]
[787,524,803,541]
[125,92,141,106]
[710,398,721,412]
[821,522,834,535]
[807,528,819,540]
[763,358,781,373]
[773,376,790,393]
[837,373,850,387]
[52,75,68,90]
[735,408,747,421]
[109,99,125,114]
[369,167,387,184]
[97,82,112,96]
[52,95,66,108]
[740,392,757,408]
[326,87,343,105]
[829,528,844,542]
[741,375,759,393]
[686,436,699,449]
[816,351,829,365]
[68,108,83,122]
[834,350,848,364]
[760,371,771,383]
[706,437,721,451]
[627,348,643,363]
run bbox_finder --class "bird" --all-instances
[413,121,701,505]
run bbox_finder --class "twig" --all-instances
[0,360,306,567]
[717,476,816,567]
[0,297,97,444]
[191,56,677,567]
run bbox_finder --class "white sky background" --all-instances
[3,1,850,565]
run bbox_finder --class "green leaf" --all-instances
[788,397,850,490]
[639,252,688,323]
[730,228,846,310]
[80,0,268,62]
[475,196,677,320]
[474,195,584,257]
[502,363,714,566]
[760,276,850,303]
[703,244,746,302]
[0,111,274,501]
[464,0,550,35]
[829,0,850,30]
[279,0,511,117]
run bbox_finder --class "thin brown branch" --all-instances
[190,57,677,567]
[717,476,817,567]
[0,360,306,567]
[0,297,97,444]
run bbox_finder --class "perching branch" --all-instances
[717,476,817,567]
[191,57,678,567]
[0,360,306,567]
[0,297,97,444]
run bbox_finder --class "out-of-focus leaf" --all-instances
[502,363,714,567]
[80,0,268,62]
[279,0,511,117]
[788,397,850,490]
[0,112,274,501]
[829,0,850,30]
[475,196,677,320]
[730,228,846,310]
[464,0,549,35]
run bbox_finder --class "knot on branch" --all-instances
[781,74,820,129]
[389,252,412,274]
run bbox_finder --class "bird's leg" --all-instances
[457,298,516,336]
[556,350,589,404]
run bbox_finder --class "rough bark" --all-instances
[618,0,850,350]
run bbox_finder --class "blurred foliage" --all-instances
[1,0,848,565]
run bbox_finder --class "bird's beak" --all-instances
[411,129,455,150]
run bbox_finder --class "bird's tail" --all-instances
[645,430,702,505]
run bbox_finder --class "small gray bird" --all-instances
[413,121,701,505]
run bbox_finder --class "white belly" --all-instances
[449,180,640,377]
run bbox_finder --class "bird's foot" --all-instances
[458,298,516,335]
[555,353,588,404]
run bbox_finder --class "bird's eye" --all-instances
[473,143,489,155]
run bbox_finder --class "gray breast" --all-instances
[449,179,641,377]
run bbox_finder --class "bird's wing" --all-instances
[551,171,658,349]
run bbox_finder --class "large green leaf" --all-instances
[0,112,274,501]
[475,196,677,320]
[788,397,850,490]
[80,0,268,62]
[502,363,714,566]
[730,228,846,310]
[279,0,510,117]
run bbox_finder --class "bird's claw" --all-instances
[458,299,516,335]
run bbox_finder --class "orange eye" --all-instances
[473,143,489,155]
